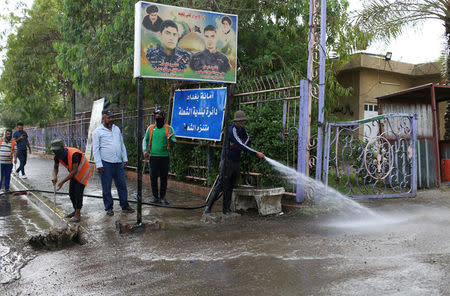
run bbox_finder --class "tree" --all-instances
[1,0,367,126]
[355,0,447,73]
[0,0,68,126]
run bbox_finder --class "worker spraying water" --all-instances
[205,110,265,214]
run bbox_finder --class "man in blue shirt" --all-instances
[205,110,265,214]
[92,110,134,216]
[12,122,31,179]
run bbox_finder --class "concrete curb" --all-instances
[10,173,89,233]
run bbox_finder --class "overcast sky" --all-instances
[348,0,444,64]
[0,0,33,71]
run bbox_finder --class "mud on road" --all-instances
[2,186,450,296]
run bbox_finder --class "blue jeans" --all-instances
[98,161,130,211]
[0,163,13,190]
[16,150,27,175]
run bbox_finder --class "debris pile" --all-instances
[28,225,86,250]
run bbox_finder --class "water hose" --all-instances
[1,189,206,210]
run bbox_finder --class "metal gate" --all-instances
[322,113,418,199]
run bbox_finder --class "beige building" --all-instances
[335,53,443,122]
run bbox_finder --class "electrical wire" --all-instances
[1,189,206,210]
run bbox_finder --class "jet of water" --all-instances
[265,157,383,219]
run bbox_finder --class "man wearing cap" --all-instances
[92,110,134,216]
[51,139,92,222]
[142,109,176,205]
[205,110,265,214]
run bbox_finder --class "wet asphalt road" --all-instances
[2,154,450,295]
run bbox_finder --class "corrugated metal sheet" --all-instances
[381,103,436,188]
[381,103,433,138]
[417,139,437,188]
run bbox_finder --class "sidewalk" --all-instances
[11,153,207,232]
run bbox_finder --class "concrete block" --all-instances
[232,187,285,216]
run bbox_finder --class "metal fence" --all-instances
[27,107,158,153]
[26,71,308,194]
[322,113,418,199]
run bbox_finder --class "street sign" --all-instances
[171,88,227,141]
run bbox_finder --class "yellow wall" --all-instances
[336,54,442,121]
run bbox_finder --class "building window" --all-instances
[364,103,378,112]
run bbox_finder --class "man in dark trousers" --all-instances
[205,110,265,214]
[92,110,134,216]
[51,139,92,223]
[12,122,31,179]
[143,109,176,205]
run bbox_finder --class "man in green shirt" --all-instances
[143,109,176,205]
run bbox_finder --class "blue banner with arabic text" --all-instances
[171,88,226,141]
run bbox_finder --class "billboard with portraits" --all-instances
[134,1,237,83]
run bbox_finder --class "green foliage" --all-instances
[239,102,293,187]
[0,0,375,189]
[171,142,195,181]
[124,135,138,167]
[354,0,446,78]
[0,0,69,127]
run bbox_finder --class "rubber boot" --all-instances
[160,196,169,205]
[222,190,232,214]
[204,196,216,214]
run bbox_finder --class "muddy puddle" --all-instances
[0,194,51,284]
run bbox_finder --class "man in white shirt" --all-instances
[92,110,134,216]
[0,129,17,192]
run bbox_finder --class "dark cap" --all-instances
[146,5,158,14]
[102,110,114,117]
[50,139,65,152]
[154,109,165,117]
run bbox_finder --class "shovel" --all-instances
[53,184,57,208]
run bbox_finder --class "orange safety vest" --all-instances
[0,137,16,162]
[58,147,92,186]
[147,123,170,152]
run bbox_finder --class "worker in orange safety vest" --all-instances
[51,139,92,223]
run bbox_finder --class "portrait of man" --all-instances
[189,24,231,73]
[146,20,191,72]
[217,16,236,55]
[142,5,163,33]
